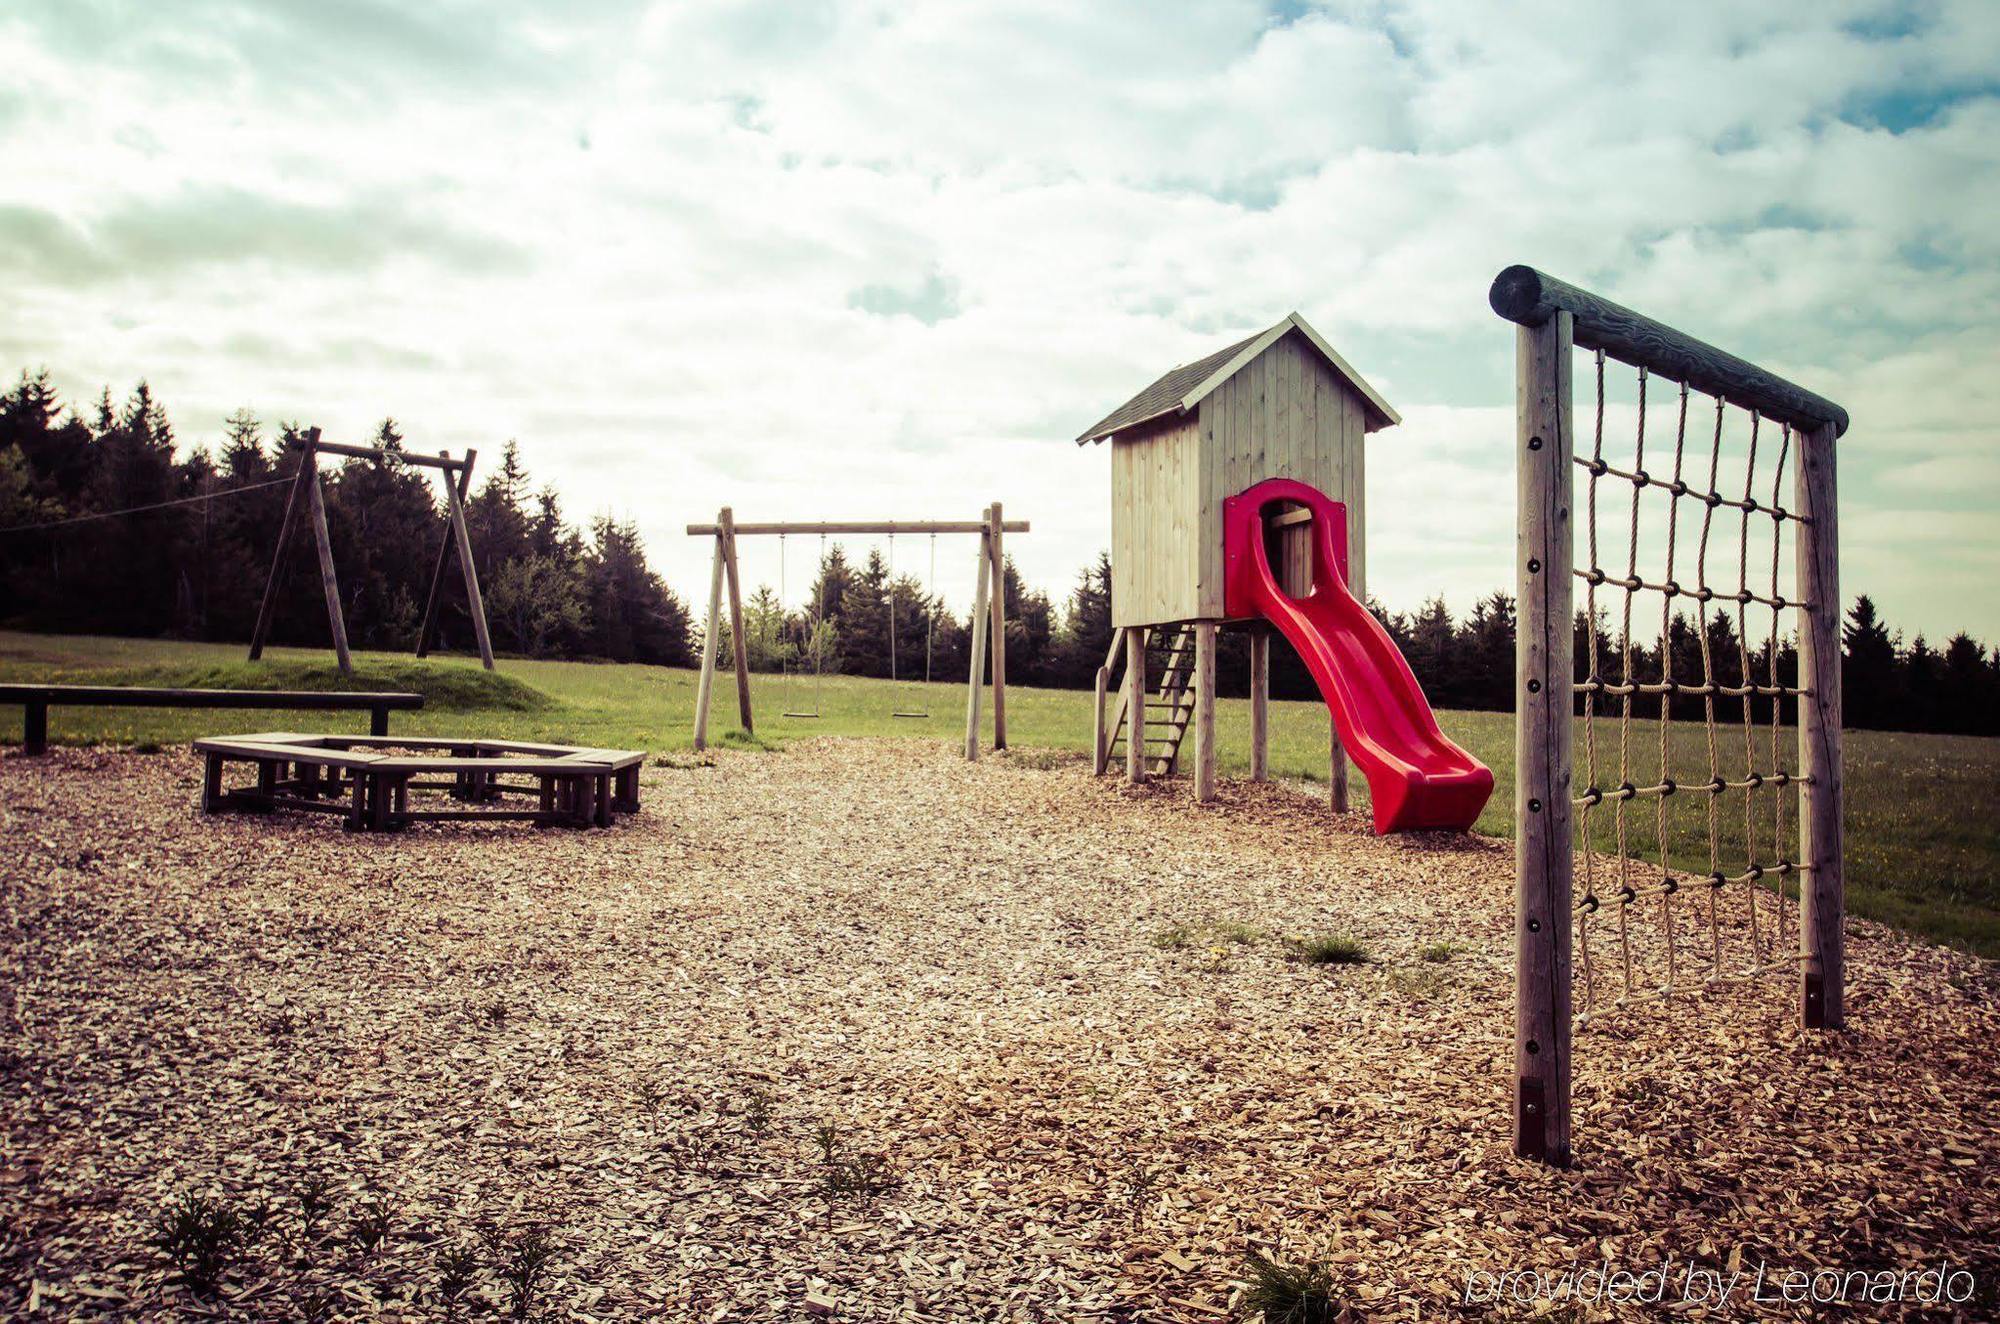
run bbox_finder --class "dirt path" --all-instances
[4,741,1996,1320]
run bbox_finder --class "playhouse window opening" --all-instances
[1262,501,1315,598]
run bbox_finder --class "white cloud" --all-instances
[2,0,1997,641]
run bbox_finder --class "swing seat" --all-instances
[783,710,822,719]
[891,709,930,719]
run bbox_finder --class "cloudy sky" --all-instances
[4,1,1997,641]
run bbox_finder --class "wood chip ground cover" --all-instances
[3,740,1996,1321]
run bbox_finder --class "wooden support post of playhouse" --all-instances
[1092,663,1110,775]
[1124,626,1146,785]
[1193,622,1217,802]
[988,503,1007,750]
[1514,309,1575,1168]
[1248,630,1269,782]
[720,507,753,735]
[442,453,496,671]
[1795,420,1845,1031]
[416,449,477,660]
[248,439,317,663]
[1329,730,1350,813]
[693,521,725,752]
[302,435,353,676]
[964,524,992,760]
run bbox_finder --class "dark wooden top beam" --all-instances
[285,438,468,472]
[685,520,1029,536]
[1488,264,1849,437]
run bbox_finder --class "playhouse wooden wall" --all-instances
[1110,329,1371,629]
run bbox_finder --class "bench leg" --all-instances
[201,752,225,813]
[538,775,555,823]
[369,774,394,832]
[613,766,640,814]
[24,703,47,755]
[255,757,278,810]
[595,773,611,828]
[347,773,367,831]
[371,706,389,737]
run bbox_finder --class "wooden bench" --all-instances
[193,732,643,832]
[1,685,424,754]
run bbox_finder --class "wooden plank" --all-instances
[1124,627,1146,784]
[304,461,353,675]
[1514,310,1576,1168]
[1490,265,1848,436]
[1192,622,1217,802]
[416,449,476,658]
[442,460,495,670]
[1092,664,1110,775]
[0,686,420,709]
[720,507,753,734]
[1248,631,1268,781]
[963,529,991,760]
[692,526,725,751]
[247,441,316,662]
[1795,421,1844,1029]
[988,503,1007,749]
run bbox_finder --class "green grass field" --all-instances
[4,629,1996,958]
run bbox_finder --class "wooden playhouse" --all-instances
[1076,312,1403,807]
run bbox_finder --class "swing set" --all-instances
[771,529,938,719]
[687,505,1028,759]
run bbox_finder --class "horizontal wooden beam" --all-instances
[1488,264,1848,437]
[684,519,1029,536]
[0,684,423,709]
[286,438,469,471]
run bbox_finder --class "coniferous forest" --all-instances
[3,370,1997,736]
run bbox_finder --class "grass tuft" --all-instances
[1418,940,1462,963]
[1240,1249,1350,1324]
[1288,934,1369,966]
[74,657,553,713]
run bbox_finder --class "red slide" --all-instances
[1223,478,1493,834]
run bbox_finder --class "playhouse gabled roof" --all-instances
[1074,312,1400,444]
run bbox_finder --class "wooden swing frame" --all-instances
[247,427,495,675]
[686,506,1029,760]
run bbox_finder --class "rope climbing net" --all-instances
[1572,351,1807,1023]
[1495,264,1847,1167]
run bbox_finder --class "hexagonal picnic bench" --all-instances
[194,733,644,832]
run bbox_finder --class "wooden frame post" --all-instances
[440,454,495,670]
[247,438,317,662]
[693,517,726,751]
[1514,309,1575,1167]
[415,449,473,658]
[1092,663,1111,775]
[964,525,992,760]
[720,507,753,735]
[1329,730,1350,812]
[1248,630,1269,782]
[1192,622,1217,802]
[1795,422,1844,1030]
[988,503,1007,750]
[1124,626,1147,785]
[298,432,353,676]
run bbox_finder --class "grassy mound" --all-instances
[64,658,554,714]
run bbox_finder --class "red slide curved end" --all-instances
[1222,478,1494,834]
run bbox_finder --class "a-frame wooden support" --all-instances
[415,448,495,669]
[248,429,494,675]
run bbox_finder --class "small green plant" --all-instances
[1418,940,1462,963]
[298,1288,337,1323]
[634,1079,668,1116]
[1240,1249,1348,1324]
[154,1191,243,1296]
[1288,935,1368,966]
[810,1122,898,1201]
[1152,924,1193,951]
[1213,921,1262,945]
[436,1242,480,1320]
[133,740,164,754]
[481,997,510,1028]
[1123,1167,1161,1225]
[350,1195,393,1254]
[296,1173,336,1251]
[740,1086,776,1136]
[500,1225,559,1320]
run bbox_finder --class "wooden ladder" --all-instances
[1106,623,1199,776]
